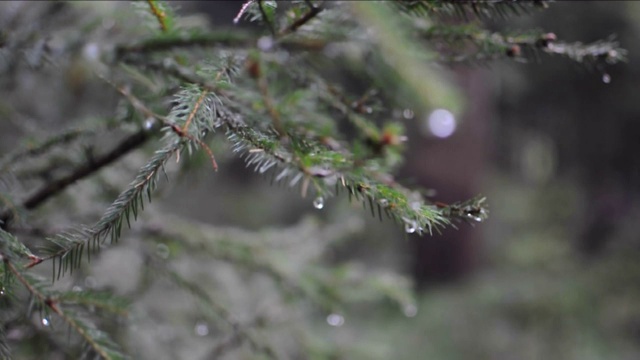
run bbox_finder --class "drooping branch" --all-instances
[421,24,627,66]
[3,259,127,360]
[279,1,324,36]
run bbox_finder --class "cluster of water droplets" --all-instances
[464,207,487,223]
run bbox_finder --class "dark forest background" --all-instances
[1,1,639,359]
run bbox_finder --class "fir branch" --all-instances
[0,129,152,228]
[58,309,128,360]
[114,30,254,60]
[395,0,548,19]
[143,224,336,312]
[0,193,24,229]
[224,120,483,235]
[278,1,324,37]
[421,24,627,66]
[207,330,245,359]
[57,290,129,317]
[247,55,287,138]
[162,266,278,360]
[41,79,219,277]
[258,0,276,36]
[0,128,85,173]
[350,1,463,113]
[0,326,12,360]
[3,260,127,359]
[123,58,221,94]
[0,119,124,174]
[43,140,181,279]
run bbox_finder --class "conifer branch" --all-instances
[395,0,548,19]
[258,0,276,36]
[143,225,337,312]
[3,259,126,360]
[421,24,627,66]
[114,30,254,60]
[42,141,181,278]
[162,266,278,360]
[0,128,85,173]
[57,290,129,317]
[279,1,323,37]
[0,327,11,360]
[247,56,287,138]
[0,129,152,228]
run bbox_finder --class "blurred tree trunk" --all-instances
[406,68,491,286]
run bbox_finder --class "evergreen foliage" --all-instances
[0,1,624,358]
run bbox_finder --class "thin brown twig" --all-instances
[109,80,218,170]
[146,0,168,32]
[279,1,323,37]
[251,58,286,139]
[181,90,208,133]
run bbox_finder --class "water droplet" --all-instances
[41,317,50,327]
[144,118,154,130]
[426,109,456,138]
[313,197,324,210]
[194,321,209,336]
[257,36,274,51]
[82,43,100,61]
[326,313,345,327]
[156,243,170,259]
[602,73,611,84]
[404,220,417,234]
[72,286,83,292]
[379,199,389,207]
[365,106,373,114]
[402,109,415,119]
[0,288,5,296]
[403,304,418,318]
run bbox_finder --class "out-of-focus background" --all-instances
[172,2,640,358]
[2,1,640,359]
